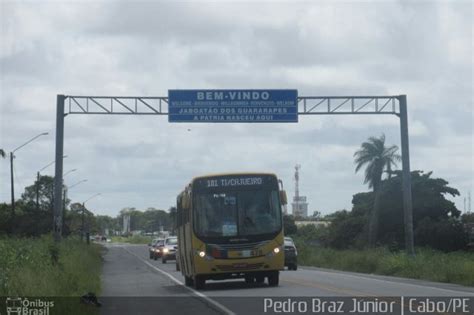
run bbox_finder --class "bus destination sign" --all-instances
[193,174,278,192]
[168,89,298,123]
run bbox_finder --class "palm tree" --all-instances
[354,134,400,191]
[354,134,401,246]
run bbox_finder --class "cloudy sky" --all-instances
[0,0,472,217]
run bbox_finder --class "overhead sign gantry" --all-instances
[54,90,414,255]
[168,89,298,122]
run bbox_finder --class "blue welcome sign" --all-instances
[168,89,298,123]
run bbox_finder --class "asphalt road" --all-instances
[99,243,474,315]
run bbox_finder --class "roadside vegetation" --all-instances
[110,235,153,244]
[294,241,474,287]
[0,148,172,300]
[284,134,474,287]
[0,235,102,296]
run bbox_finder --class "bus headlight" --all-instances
[198,251,206,258]
[267,246,282,257]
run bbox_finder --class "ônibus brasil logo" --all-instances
[5,297,54,315]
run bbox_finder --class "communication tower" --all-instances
[292,164,309,217]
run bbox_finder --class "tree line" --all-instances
[284,134,473,252]
[2,136,472,250]
[0,172,175,237]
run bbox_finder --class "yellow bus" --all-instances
[176,173,288,290]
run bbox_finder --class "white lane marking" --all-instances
[123,246,236,315]
[298,267,474,296]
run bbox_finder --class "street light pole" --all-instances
[81,202,85,242]
[63,168,77,178]
[63,179,87,241]
[36,155,68,212]
[10,152,14,218]
[62,168,77,220]
[36,171,40,212]
[62,176,85,236]
[10,132,49,219]
[69,179,87,190]
[81,193,101,242]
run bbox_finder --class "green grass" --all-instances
[296,241,474,287]
[0,235,102,296]
[110,235,153,244]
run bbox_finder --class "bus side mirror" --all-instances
[280,190,288,205]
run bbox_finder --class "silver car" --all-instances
[161,236,178,263]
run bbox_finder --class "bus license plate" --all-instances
[229,250,255,258]
[233,263,248,268]
[242,250,252,257]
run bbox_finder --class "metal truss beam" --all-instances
[66,95,400,116]
[55,93,413,257]
[298,96,399,116]
[67,96,168,115]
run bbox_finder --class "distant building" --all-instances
[122,214,131,235]
[292,196,309,218]
[295,221,330,228]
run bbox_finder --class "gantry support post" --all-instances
[398,95,415,255]
[53,95,66,242]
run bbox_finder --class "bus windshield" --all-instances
[194,190,282,238]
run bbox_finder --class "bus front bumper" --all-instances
[194,254,284,276]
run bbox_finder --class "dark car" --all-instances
[148,238,164,259]
[161,236,178,263]
[284,236,298,270]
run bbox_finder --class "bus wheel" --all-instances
[185,276,193,287]
[194,276,205,290]
[268,272,279,287]
[255,276,264,284]
[244,276,254,284]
